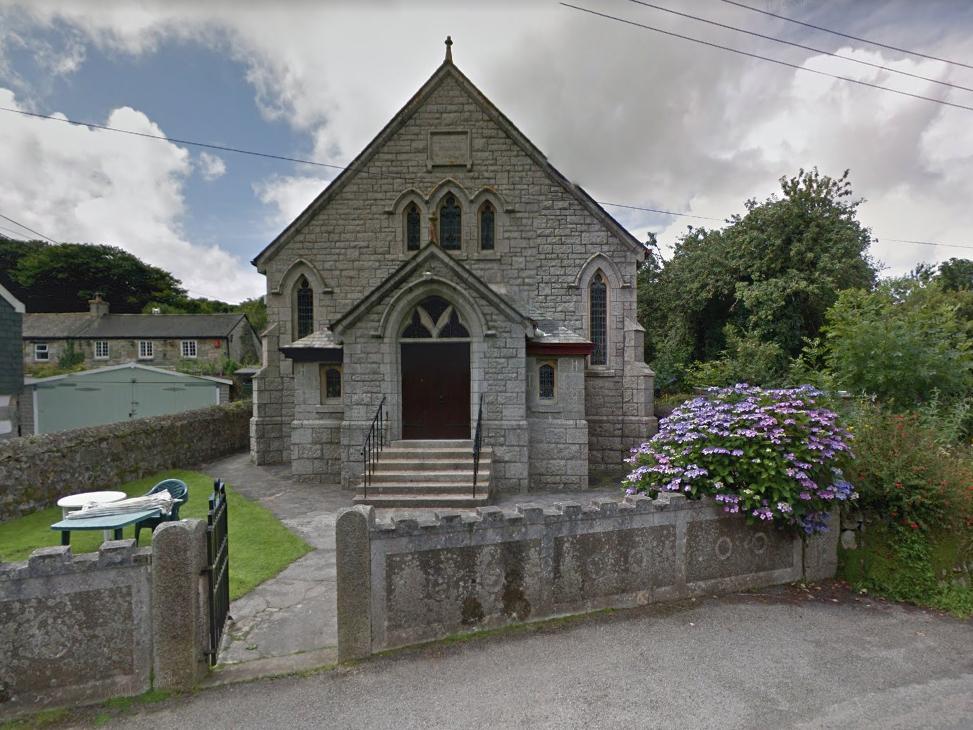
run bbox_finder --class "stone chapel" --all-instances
[250,39,657,505]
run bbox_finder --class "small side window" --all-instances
[34,343,49,361]
[538,361,556,400]
[479,201,495,251]
[406,203,422,252]
[320,365,342,403]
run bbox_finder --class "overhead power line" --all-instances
[720,0,973,71]
[0,212,59,244]
[560,3,973,113]
[0,106,349,173]
[626,0,973,94]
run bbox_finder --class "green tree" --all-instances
[822,279,973,406]
[6,240,186,313]
[639,168,876,391]
[937,258,973,292]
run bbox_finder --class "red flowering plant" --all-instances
[624,384,855,534]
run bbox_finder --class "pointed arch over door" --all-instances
[399,295,471,439]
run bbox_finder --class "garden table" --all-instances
[50,508,162,546]
[57,490,127,541]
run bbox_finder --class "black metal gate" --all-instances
[205,479,230,665]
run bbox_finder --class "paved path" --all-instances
[202,452,619,670]
[90,588,972,729]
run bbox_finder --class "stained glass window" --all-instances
[400,296,470,339]
[406,203,421,251]
[439,194,461,251]
[539,362,555,399]
[296,275,314,339]
[480,201,495,251]
[590,272,607,366]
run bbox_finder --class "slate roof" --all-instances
[22,313,249,339]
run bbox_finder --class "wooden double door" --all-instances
[401,342,471,440]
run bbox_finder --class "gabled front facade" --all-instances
[250,43,656,493]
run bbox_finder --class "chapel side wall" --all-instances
[257,73,654,479]
[527,354,588,490]
[336,495,837,659]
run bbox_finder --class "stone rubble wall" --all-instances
[0,400,250,522]
[336,494,838,660]
[0,521,210,720]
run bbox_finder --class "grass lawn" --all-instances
[0,470,311,601]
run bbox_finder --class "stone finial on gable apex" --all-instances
[445,35,453,63]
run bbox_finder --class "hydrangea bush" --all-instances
[624,384,856,534]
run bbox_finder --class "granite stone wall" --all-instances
[336,494,838,659]
[0,400,250,522]
[0,521,210,720]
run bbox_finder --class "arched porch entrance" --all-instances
[399,295,471,439]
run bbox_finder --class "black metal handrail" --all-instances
[361,396,387,500]
[472,393,484,499]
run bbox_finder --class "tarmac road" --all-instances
[86,586,972,729]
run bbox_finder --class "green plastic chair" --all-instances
[134,478,189,545]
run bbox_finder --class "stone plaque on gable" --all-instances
[428,129,471,169]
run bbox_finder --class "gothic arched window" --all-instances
[295,275,314,340]
[439,194,461,251]
[589,272,608,366]
[479,201,495,251]
[405,203,421,251]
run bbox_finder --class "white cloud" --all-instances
[253,174,330,227]
[197,151,226,181]
[0,88,262,302]
[5,0,973,281]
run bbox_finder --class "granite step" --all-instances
[352,492,492,508]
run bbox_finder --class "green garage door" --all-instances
[32,364,224,434]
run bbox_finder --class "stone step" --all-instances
[374,459,476,472]
[379,447,491,461]
[371,470,487,483]
[352,492,492,508]
[390,439,473,448]
[356,482,491,494]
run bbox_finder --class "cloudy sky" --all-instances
[1,0,972,302]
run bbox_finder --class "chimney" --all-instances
[89,294,109,317]
[151,307,161,315]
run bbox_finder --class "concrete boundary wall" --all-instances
[0,521,210,720]
[337,494,838,660]
[0,400,250,522]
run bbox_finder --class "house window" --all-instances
[589,272,608,366]
[320,365,342,402]
[439,194,461,251]
[538,361,556,400]
[138,340,154,359]
[295,275,314,340]
[406,203,421,251]
[181,340,198,359]
[94,340,109,360]
[479,201,495,251]
[34,343,49,361]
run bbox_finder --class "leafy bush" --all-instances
[687,326,788,388]
[625,384,855,533]
[57,341,85,370]
[175,357,240,377]
[822,282,973,407]
[845,400,973,530]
